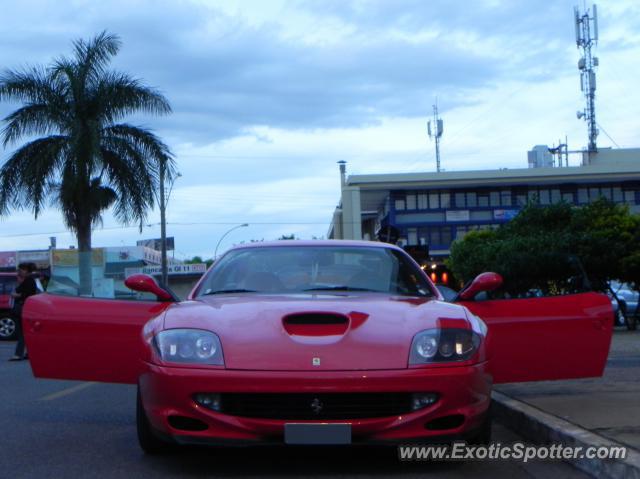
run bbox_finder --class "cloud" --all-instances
[1,0,507,146]
[1,0,640,255]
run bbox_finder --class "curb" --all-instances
[492,390,640,479]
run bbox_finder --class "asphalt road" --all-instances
[1,341,589,479]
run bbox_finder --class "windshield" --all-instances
[196,245,434,297]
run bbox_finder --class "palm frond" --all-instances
[0,66,54,104]
[0,30,173,242]
[73,31,121,85]
[2,103,61,147]
[94,72,172,123]
[99,137,159,227]
[0,135,68,216]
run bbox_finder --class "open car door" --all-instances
[23,293,171,384]
[460,291,613,384]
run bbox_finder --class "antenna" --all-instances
[427,101,444,172]
[574,3,599,152]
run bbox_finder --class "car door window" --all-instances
[48,249,169,301]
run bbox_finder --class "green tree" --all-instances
[0,32,175,294]
[278,234,297,240]
[185,256,213,268]
[448,199,640,295]
[570,199,639,288]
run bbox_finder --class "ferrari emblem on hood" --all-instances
[312,357,321,366]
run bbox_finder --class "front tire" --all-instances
[136,387,175,454]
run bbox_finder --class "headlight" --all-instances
[409,328,480,364]
[154,329,224,365]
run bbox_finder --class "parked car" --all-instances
[23,240,613,454]
[609,281,638,330]
[0,272,17,340]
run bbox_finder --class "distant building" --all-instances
[0,244,198,298]
[329,148,640,260]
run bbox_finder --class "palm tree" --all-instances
[0,31,175,294]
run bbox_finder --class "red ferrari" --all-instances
[23,240,613,453]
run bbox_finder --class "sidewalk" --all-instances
[494,329,640,477]
[496,329,640,450]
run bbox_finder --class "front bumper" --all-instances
[139,362,491,445]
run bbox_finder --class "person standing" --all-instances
[8,263,38,361]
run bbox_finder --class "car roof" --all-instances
[227,239,402,251]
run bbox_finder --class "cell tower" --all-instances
[574,4,599,152]
[427,102,444,172]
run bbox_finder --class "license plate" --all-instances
[284,423,351,445]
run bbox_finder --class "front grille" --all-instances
[218,393,414,420]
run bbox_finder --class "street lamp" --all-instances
[159,162,181,287]
[214,223,249,260]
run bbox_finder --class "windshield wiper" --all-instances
[202,288,257,295]
[303,286,382,293]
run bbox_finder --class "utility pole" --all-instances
[427,102,444,172]
[159,159,168,287]
[575,4,599,153]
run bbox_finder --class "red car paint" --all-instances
[0,272,17,311]
[22,240,613,447]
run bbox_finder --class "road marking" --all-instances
[40,382,96,401]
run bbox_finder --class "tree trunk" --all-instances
[76,220,93,296]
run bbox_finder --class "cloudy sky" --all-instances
[1,0,639,259]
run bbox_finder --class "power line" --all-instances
[596,122,620,148]
[0,220,358,239]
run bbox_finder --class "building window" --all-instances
[577,188,588,203]
[501,190,512,206]
[455,192,465,207]
[490,191,500,207]
[407,228,418,245]
[528,190,538,203]
[624,190,636,204]
[539,189,550,205]
[429,192,440,209]
[601,187,612,201]
[418,227,428,245]
[440,192,451,208]
[406,194,416,210]
[589,187,600,202]
[613,187,623,202]
[478,194,489,207]
[562,192,574,203]
[551,189,561,203]
[467,192,477,207]
[429,228,441,246]
[516,194,527,206]
[441,227,452,246]
[395,199,405,210]
[417,194,428,209]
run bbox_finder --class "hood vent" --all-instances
[283,313,349,336]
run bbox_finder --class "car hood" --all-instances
[162,293,470,371]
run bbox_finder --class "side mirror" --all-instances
[125,274,175,302]
[457,272,503,301]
